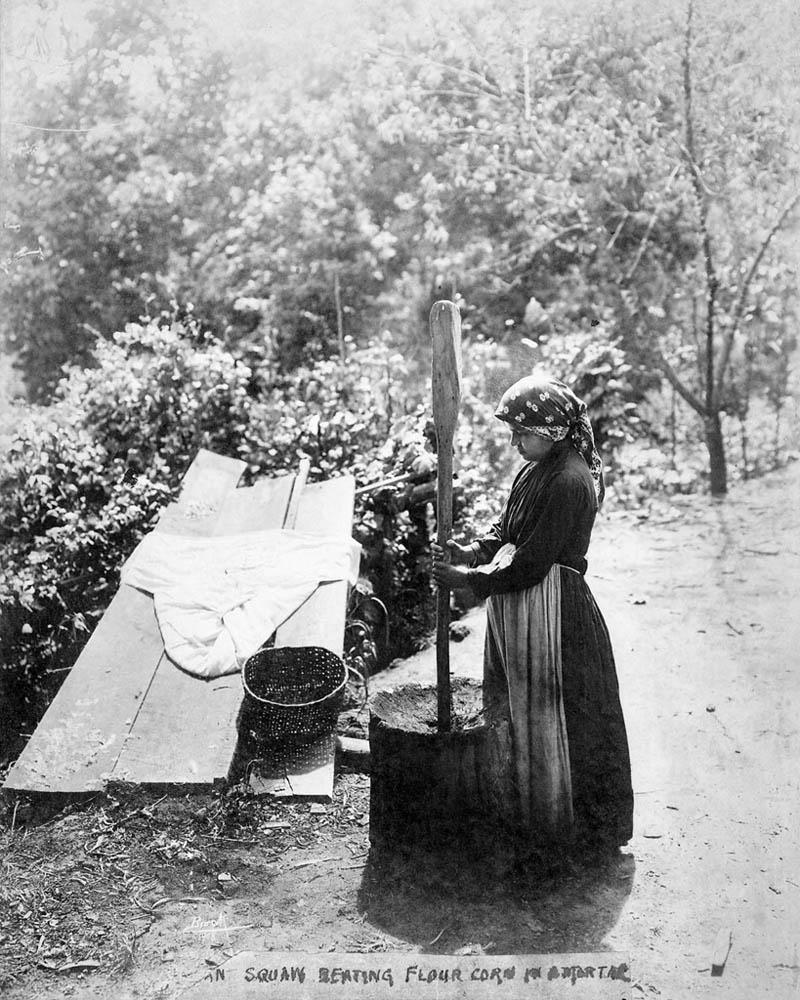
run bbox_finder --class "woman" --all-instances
[432,374,633,858]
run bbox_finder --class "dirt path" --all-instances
[592,460,800,998]
[2,459,799,1000]
[372,457,800,998]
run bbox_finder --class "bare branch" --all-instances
[681,0,719,416]
[690,293,705,380]
[521,42,531,121]
[483,225,587,276]
[714,191,800,398]
[419,89,498,102]
[3,120,121,133]
[669,136,721,197]
[606,211,630,252]
[656,351,707,417]
[624,165,681,281]
[375,47,504,99]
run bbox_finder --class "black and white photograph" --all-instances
[0,0,798,997]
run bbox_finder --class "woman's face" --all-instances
[510,427,554,463]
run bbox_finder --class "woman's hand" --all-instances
[431,540,474,566]
[431,561,470,590]
[431,541,472,590]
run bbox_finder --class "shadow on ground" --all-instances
[357,841,635,954]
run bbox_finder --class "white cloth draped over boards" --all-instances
[121,529,361,679]
[481,544,574,842]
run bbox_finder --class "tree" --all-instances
[4,0,796,498]
[645,0,799,494]
[175,97,403,370]
[355,0,798,492]
[1,0,234,399]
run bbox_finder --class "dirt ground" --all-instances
[2,457,799,1000]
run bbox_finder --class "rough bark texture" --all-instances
[368,679,514,853]
[705,412,728,496]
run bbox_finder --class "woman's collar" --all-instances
[537,437,570,468]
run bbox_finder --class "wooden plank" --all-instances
[175,448,248,512]
[275,476,355,655]
[156,450,247,537]
[108,669,246,790]
[215,474,294,536]
[248,734,336,801]
[3,451,245,794]
[109,476,296,789]
[266,476,356,798]
[430,300,462,732]
[2,587,164,793]
[282,457,310,529]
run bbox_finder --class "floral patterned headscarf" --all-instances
[494,374,605,504]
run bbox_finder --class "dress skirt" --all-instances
[483,565,633,852]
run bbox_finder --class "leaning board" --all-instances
[3,449,247,794]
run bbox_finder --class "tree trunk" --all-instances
[669,384,678,468]
[705,411,728,495]
[773,399,783,467]
[333,271,345,359]
[739,417,749,481]
[369,679,515,855]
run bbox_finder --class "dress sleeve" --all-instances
[471,520,503,565]
[466,473,583,599]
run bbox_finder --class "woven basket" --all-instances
[240,645,347,747]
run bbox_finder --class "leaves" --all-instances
[1,0,796,724]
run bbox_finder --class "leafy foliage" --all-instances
[0,413,172,723]
[0,320,437,734]
[5,1,796,492]
[1,0,798,739]
[1,0,233,398]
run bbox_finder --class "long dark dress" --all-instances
[466,439,633,853]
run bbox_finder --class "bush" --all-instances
[0,414,172,726]
[0,320,444,741]
[60,317,256,479]
[1,317,272,726]
[7,311,738,746]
